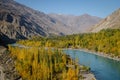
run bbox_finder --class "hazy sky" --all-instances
[15,0,120,18]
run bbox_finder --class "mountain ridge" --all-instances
[0,0,73,40]
[89,8,120,32]
[0,0,102,42]
[48,13,102,33]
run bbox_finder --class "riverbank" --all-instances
[59,47,120,61]
[66,54,96,80]
[63,49,97,80]
[83,73,96,80]
[9,44,96,80]
[72,48,120,61]
[14,42,120,61]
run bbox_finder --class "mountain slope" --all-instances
[90,8,120,32]
[48,13,102,33]
[0,0,72,40]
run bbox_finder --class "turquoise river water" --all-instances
[64,49,120,80]
[10,44,120,80]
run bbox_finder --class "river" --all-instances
[64,49,120,80]
[10,44,120,80]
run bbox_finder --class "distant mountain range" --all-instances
[48,13,101,33]
[89,8,120,32]
[0,0,73,40]
[1,0,120,43]
[0,0,102,41]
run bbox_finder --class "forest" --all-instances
[18,29,120,58]
[9,46,91,80]
[8,29,120,80]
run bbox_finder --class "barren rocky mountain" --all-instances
[48,13,102,33]
[90,8,120,32]
[0,0,102,41]
[0,0,73,40]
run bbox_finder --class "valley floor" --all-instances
[8,44,97,80]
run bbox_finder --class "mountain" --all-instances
[0,0,102,43]
[48,13,102,33]
[90,8,120,32]
[0,0,73,40]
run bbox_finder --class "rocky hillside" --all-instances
[0,46,21,80]
[48,13,102,33]
[0,0,102,42]
[0,0,73,40]
[90,8,120,32]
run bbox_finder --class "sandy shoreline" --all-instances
[82,73,96,80]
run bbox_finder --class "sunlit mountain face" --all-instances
[89,8,120,32]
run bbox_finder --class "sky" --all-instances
[15,0,120,18]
